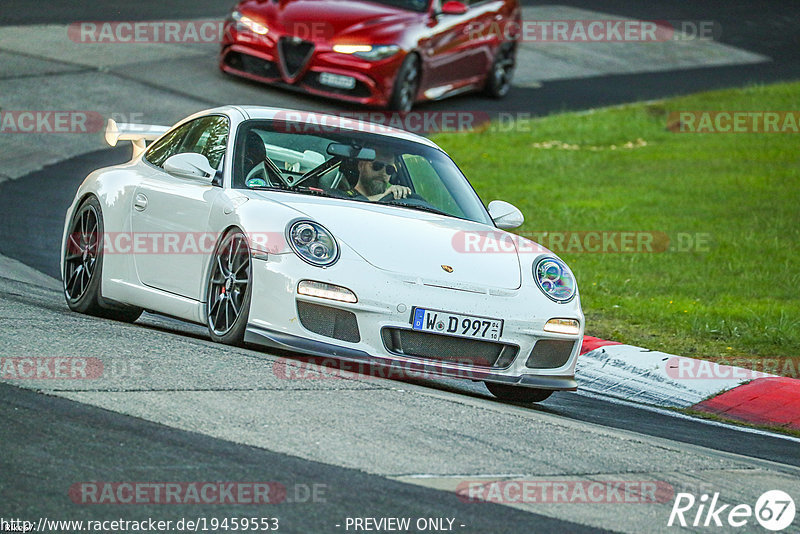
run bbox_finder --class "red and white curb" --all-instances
[576,336,800,431]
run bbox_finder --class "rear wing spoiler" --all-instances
[104,118,170,157]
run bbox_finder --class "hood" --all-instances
[249,192,522,291]
[239,0,422,42]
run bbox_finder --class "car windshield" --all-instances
[233,119,493,225]
[364,0,430,12]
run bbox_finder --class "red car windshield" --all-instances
[364,0,430,12]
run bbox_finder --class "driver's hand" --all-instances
[385,185,411,199]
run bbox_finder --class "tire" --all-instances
[485,381,553,403]
[388,53,420,112]
[484,42,516,98]
[206,229,253,345]
[63,197,142,322]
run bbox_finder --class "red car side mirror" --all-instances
[440,0,468,15]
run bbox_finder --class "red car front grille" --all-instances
[278,37,314,79]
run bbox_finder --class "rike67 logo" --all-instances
[668,490,796,531]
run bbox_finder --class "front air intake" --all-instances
[381,328,518,368]
[297,301,360,343]
[279,37,314,79]
[525,340,576,369]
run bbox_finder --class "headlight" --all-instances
[333,44,401,61]
[287,221,339,267]
[231,11,269,35]
[534,257,576,303]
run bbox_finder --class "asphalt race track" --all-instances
[2,2,800,533]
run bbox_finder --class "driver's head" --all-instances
[356,147,397,196]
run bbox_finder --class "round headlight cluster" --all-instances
[288,221,339,266]
[534,257,576,303]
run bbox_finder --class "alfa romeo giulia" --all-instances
[219,0,520,110]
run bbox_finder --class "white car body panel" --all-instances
[245,192,523,290]
[130,173,219,298]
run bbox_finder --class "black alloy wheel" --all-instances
[207,229,252,344]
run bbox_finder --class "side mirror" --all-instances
[488,200,524,229]
[440,0,468,15]
[163,153,216,182]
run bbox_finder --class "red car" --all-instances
[219,0,520,111]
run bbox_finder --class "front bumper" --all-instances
[245,324,577,390]
[246,250,583,391]
[219,26,405,107]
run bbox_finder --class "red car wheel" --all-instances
[388,53,420,112]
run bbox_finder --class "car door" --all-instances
[422,0,498,91]
[421,1,475,91]
[131,115,229,300]
[460,0,508,79]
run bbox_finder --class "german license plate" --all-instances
[411,308,503,341]
[319,72,357,90]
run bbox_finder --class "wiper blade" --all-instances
[382,201,448,216]
[248,184,339,199]
[287,186,339,198]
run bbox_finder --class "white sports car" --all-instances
[61,106,584,402]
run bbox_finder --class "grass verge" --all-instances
[433,81,800,369]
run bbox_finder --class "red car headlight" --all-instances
[231,10,269,35]
[333,44,401,61]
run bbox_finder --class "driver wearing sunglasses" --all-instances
[351,148,412,201]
